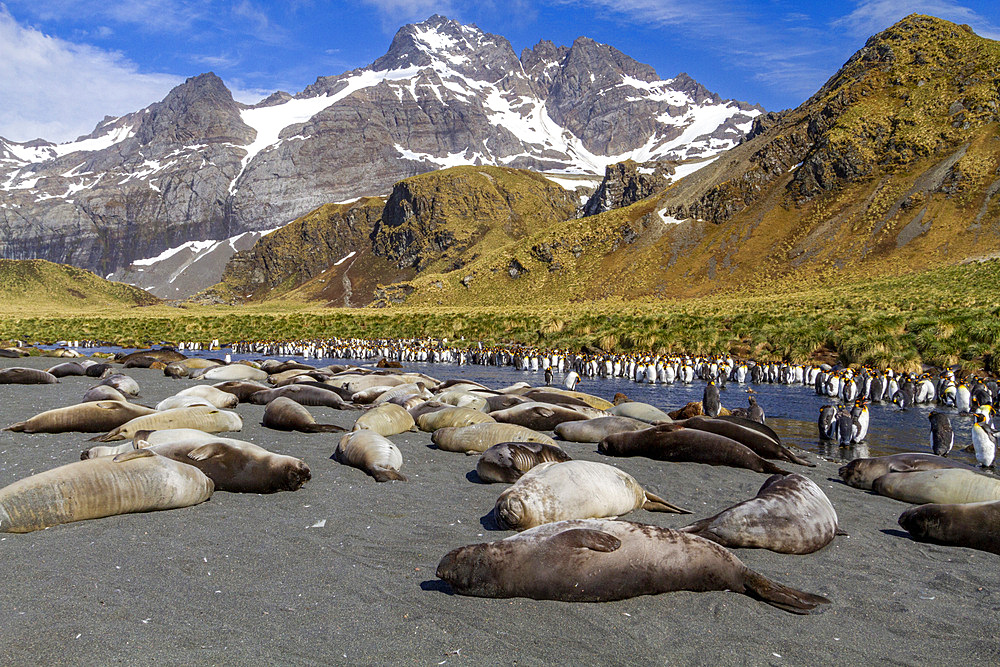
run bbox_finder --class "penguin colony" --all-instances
[0,341,997,608]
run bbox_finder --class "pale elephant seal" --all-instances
[521,389,593,409]
[432,423,556,454]
[898,500,1000,555]
[490,402,591,432]
[407,400,451,421]
[91,406,243,442]
[155,395,214,411]
[599,425,791,475]
[476,442,571,483]
[680,474,839,554]
[81,385,129,403]
[436,518,831,613]
[96,373,140,397]
[680,416,813,467]
[5,401,158,434]
[201,364,269,382]
[176,385,239,409]
[434,390,489,411]
[494,460,689,531]
[143,439,311,493]
[352,403,415,436]
[261,397,346,433]
[0,449,214,533]
[872,468,1000,505]
[352,384,402,404]
[608,402,673,423]
[81,428,223,460]
[554,416,649,443]
[0,368,58,385]
[417,407,496,432]
[333,430,406,482]
[839,453,978,490]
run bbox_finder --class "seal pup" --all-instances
[898,500,1000,555]
[332,430,406,482]
[436,518,831,613]
[680,474,838,554]
[5,401,158,434]
[476,442,571,483]
[872,468,1000,505]
[0,449,214,533]
[261,397,346,433]
[432,423,556,454]
[494,460,689,530]
[838,453,978,490]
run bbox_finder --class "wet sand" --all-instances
[0,356,997,665]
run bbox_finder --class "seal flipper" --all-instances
[304,424,347,433]
[3,422,26,432]
[547,528,621,552]
[112,449,157,463]
[642,491,691,514]
[187,442,229,461]
[372,467,407,482]
[742,570,831,614]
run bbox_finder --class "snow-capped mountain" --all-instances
[0,15,762,278]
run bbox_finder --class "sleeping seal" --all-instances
[5,401,158,434]
[898,500,1000,555]
[839,453,978,490]
[352,403,415,436]
[680,474,839,554]
[554,416,649,443]
[91,406,243,442]
[432,423,556,454]
[494,460,689,530]
[489,402,592,431]
[332,430,406,482]
[436,518,831,613]
[0,368,58,384]
[475,442,571,483]
[261,397,346,433]
[417,407,495,432]
[144,439,310,493]
[872,468,1000,505]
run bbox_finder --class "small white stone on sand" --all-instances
[310,520,327,528]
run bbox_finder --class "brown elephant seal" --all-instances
[433,390,489,411]
[117,349,186,364]
[599,425,791,475]
[96,373,140,397]
[872,469,1000,505]
[81,385,129,403]
[554,416,649,443]
[680,474,839,554]
[45,362,87,377]
[261,397,346,433]
[476,442,571,483]
[407,400,451,421]
[898,500,1000,555]
[680,416,813,467]
[123,356,162,369]
[529,388,613,410]
[436,518,831,613]
[668,402,731,420]
[250,385,356,409]
[417,407,496,432]
[5,401,158,434]
[433,423,556,454]
[485,394,533,412]
[494,460,689,531]
[608,402,673,423]
[91,406,243,442]
[142,439,310,493]
[352,403,415,436]
[85,363,114,378]
[332,430,406,482]
[211,380,270,402]
[0,449,214,533]
[0,368,58,384]
[490,402,592,431]
[839,453,978,490]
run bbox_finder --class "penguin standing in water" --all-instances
[835,406,854,447]
[544,367,553,386]
[818,405,837,441]
[971,411,997,468]
[747,392,765,424]
[564,370,581,391]
[850,400,869,443]
[703,380,721,418]
[928,412,954,457]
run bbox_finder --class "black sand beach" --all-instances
[0,356,998,665]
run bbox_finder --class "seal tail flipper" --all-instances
[743,570,831,614]
[372,468,407,482]
[89,431,119,442]
[782,449,816,467]
[642,491,691,514]
[761,460,793,475]
[2,422,26,432]
[305,424,347,433]
[676,517,718,538]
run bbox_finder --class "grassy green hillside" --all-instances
[0,259,159,314]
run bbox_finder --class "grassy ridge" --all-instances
[4,260,1000,372]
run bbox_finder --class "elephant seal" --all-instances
[530,388,613,410]
[96,373,140,397]
[249,385,356,409]
[201,364,269,382]
[117,349,186,364]
[599,425,792,475]
[485,394,533,412]
[476,442,571,483]
[436,518,831,613]
[142,439,310,493]
[45,362,87,378]
[838,453,979,490]
[0,449,214,533]
[872,469,1000,505]
[554,416,649,443]
[407,400,451,421]
[81,385,129,403]
[490,402,591,431]
[212,380,271,402]
[176,385,239,409]
[434,390,489,411]
[417,407,496,432]
[520,389,593,409]
[608,402,673,424]
[494,460,689,530]
[81,428,227,460]
[352,403,415,436]
[91,406,243,442]
[261,397,346,433]
[332,430,406,482]
[5,401,158,434]
[898,500,1000,555]
[680,416,813,466]
[0,368,58,384]
[155,395,214,411]
[85,363,114,378]
[680,474,839,554]
[432,423,556,454]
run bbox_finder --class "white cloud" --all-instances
[359,0,456,25]
[0,6,184,142]
[834,0,1000,40]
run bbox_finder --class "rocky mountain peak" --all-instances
[133,72,255,147]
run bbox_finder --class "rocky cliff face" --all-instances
[0,15,761,280]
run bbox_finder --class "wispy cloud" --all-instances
[8,0,205,34]
[834,0,1000,40]
[358,0,456,28]
[0,6,182,142]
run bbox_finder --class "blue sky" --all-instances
[2,1,999,143]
